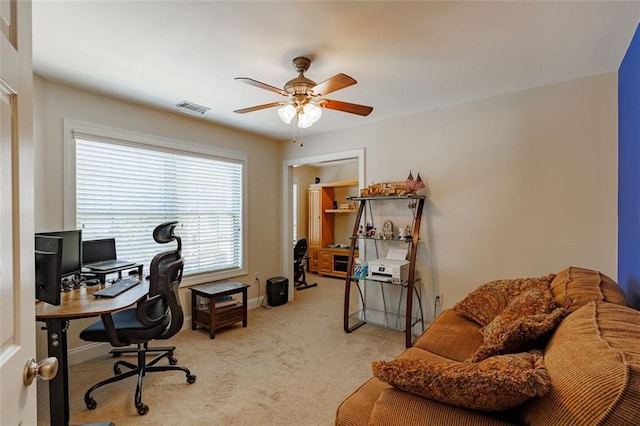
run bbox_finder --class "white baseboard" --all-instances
[68,341,112,366]
[67,297,263,366]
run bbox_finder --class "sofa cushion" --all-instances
[335,377,389,426]
[470,288,566,362]
[369,388,517,426]
[549,266,628,312]
[413,309,484,362]
[453,274,556,326]
[372,350,550,412]
[335,349,451,426]
[519,301,640,425]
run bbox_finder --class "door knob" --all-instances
[23,357,59,386]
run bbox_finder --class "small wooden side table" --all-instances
[190,281,249,339]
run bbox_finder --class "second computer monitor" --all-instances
[82,238,117,265]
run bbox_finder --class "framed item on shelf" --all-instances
[382,220,394,238]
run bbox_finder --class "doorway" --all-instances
[281,149,365,297]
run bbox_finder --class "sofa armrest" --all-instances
[369,388,517,426]
[414,309,483,361]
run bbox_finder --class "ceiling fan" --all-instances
[233,56,373,129]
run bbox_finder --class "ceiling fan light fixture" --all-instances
[304,102,322,123]
[278,104,296,124]
[297,112,313,129]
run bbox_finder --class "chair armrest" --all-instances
[99,313,129,347]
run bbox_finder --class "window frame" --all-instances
[63,118,249,286]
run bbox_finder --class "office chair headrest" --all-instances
[153,222,182,253]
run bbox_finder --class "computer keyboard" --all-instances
[93,277,140,298]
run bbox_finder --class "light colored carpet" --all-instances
[37,274,404,425]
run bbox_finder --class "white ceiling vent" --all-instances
[176,100,210,117]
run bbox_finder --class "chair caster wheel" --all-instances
[114,367,122,375]
[86,398,97,410]
[187,374,196,384]
[169,357,177,365]
[136,403,149,415]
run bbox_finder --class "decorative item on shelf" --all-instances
[359,173,427,197]
[382,220,394,239]
[360,181,408,196]
[365,222,374,237]
[353,263,368,279]
[339,203,351,210]
[333,201,338,209]
[397,227,406,239]
[405,171,426,194]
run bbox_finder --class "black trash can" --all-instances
[266,276,288,307]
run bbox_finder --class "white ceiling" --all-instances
[32,1,640,141]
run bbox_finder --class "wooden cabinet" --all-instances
[307,180,357,273]
[320,249,333,275]
[308,186,334,247]
[318,247,357,278]
[308,247,320,273]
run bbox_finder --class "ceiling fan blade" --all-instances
[319,99,373,116]
[310,73,357,96]
[235,77,290,97]
[234,101,286,114]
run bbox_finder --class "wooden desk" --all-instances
[36,279,149,426]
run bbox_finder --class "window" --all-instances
[67,121,246,282]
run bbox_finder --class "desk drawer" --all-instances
[215,304,244,327]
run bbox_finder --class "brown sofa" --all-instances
[336,267,639,425]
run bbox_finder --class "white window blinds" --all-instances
[75,137,243,276]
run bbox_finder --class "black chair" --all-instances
[293,238,317,290]
[79,221,196,415]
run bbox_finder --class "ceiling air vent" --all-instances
[176,100,210,117]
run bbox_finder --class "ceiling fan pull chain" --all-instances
[292,115,303,146]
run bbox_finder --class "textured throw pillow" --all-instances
[453,274,556,326]
[469,288,567,362]
[372,350,550,412]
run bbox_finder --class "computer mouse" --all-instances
[84,279,100,286]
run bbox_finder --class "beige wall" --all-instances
[282,72,618,319]
[34,76,282,358]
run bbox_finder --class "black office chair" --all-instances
[293,238,317,290]
[79,221,196,415]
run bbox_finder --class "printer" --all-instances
[368,248,410,284]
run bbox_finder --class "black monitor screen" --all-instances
[36,230,82,278]
[35,235,63,306]
[82,238,116,265]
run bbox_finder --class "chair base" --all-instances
[294,267,317,291]
[109,345,175,358]
[85,342,196,416]
[294,281,318,291]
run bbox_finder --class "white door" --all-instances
[0,0,37,424]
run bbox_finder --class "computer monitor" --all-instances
[35,235,63,306]
[35,230,82,278]
[82,238,117,265]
